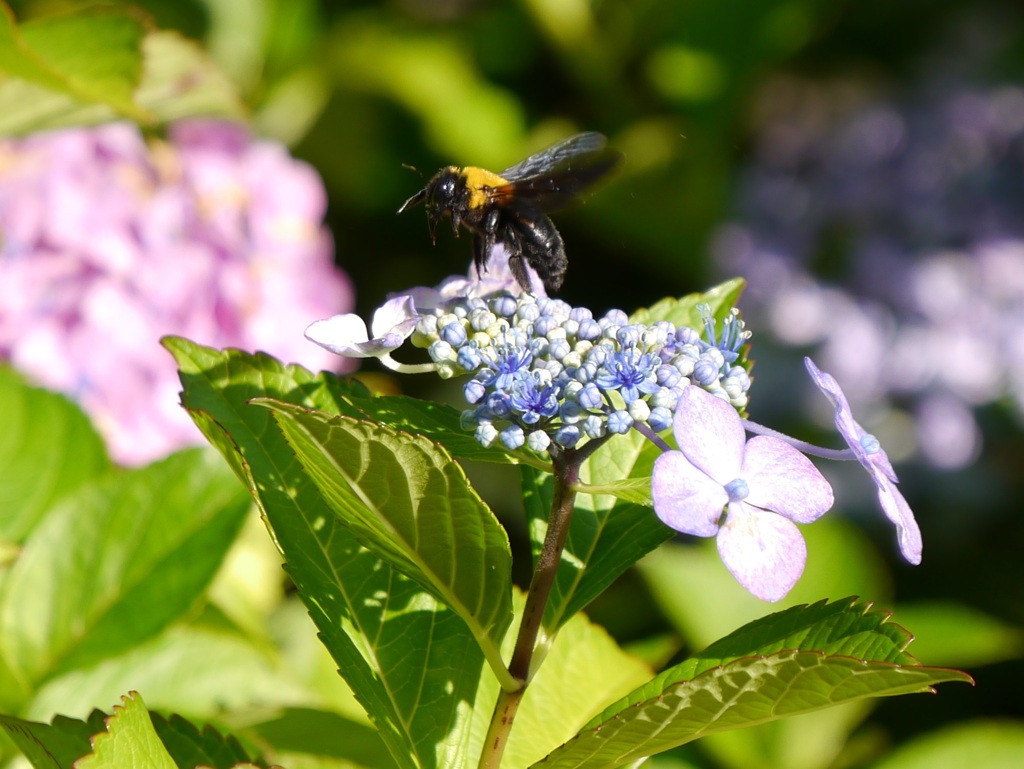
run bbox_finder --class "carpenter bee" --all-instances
[398,132,622,294]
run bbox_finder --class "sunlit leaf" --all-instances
[530,600,971,769]
[167,338,498,769]
[0,449,250,691]
[76,692,176,769]
[0,366,109,543]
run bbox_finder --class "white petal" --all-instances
[652,451,728,537]
[304,314,370,354]
[875,473,923,565]
[369,295,419,338]
[742,435,834,523]
[673,386,745,483]
[717,503,807,602]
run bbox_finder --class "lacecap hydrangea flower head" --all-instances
[309,247,753,455]
[307,250,921,601]
[0,120,353,465]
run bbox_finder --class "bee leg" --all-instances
[500,225,534,293]
[475,208,502,276]
[517,215,567,292]
[472,234,488,278]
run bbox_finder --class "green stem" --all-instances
[478,436,610,769]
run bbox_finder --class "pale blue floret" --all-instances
[657,363,682,387]
[861,433,881,454]
[693,358,719,386]
[509,373,559,424]
[482,345,533,390]
[596,347,661,404]
[698,303,750,363]
[439,320,467,346]
[549,338,571,360]
[516,302,541,323]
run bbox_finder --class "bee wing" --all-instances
[491,132,623,213]
[499,132,607,181]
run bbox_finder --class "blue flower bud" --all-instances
[463,379,486,404]
[577,318,602,340]
[500,425,525,450]
[534,315,558,336]
[486,391,513,417]
[560,400,584,423]
[607,410,633,434]
[582,414,606,438]
[457,345,482,371]
[475,422,498,448]
[647,406,673,432]
[578,381,603,409]
[569,306,593,323]
[554,424,581,447]
[491,294,518,318]
[527,429,551,452]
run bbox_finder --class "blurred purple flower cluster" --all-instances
[714,76,1024,469]
[0,120,353,465]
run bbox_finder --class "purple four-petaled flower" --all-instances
[804,357,923,564]
[652,386,834,601]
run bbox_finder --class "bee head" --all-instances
[397,167,465,243]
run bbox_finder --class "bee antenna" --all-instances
[401,162,423,178]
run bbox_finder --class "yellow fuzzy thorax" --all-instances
[461,166,509,209]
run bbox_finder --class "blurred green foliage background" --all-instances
[5,0,1024,765]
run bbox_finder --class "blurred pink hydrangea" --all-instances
[0,120,354,465]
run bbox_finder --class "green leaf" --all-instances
[128,31,245,125]
[532,652,967,769]
[0,449,250,692]
[503,611,652,769]
[76,692,177,769]
[245,707,398,769]
[166,338,499,769]
[0,710,106,769]
[255,399,515,684]
[26,625,309,721]
[0,28,244,135]
[0,4,149,122]
[870,720,1024,769]
[149,712,260,769]
[572,477,652,506]
[0,366,109,543]
[629,278,745,328]
[528,600,972,769]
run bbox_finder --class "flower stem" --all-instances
[478,441,596,769]
[741,418,855,461]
